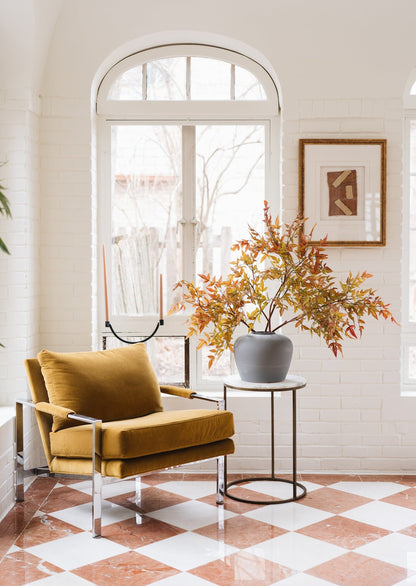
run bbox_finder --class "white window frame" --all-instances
[96,44,280,391]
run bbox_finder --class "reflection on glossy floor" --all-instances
[1,474,416,585]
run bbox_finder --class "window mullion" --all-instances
[230,64,235,100]
[186,57,191,100]
[142,64,147,100]
[181,125,196,282]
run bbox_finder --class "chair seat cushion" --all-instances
[38,344,163,432]
[50,409,235,460]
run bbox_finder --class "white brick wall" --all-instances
[39,97,92,352]
[0,90,41,404]
[1,80,414,477]
[29,92,414,475]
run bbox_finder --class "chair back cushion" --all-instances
[38,344,163,431]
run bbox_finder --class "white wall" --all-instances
[0,0,415,473]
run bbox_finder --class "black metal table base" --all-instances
[223,375,308,506]
[225,476,307,505]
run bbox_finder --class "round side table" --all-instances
[223,374,307,505]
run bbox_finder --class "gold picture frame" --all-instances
[299,138,386,246]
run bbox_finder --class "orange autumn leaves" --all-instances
[170,202,398,368]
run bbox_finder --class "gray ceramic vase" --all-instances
[234,331,293,383]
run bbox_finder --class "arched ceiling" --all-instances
[0,0,63,90]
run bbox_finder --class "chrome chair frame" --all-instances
[15,392,226,537]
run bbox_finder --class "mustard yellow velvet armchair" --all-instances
[15,343,235,537]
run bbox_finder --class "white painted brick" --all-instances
[299,119,341,133]
[342,446,370,458]
[300,422,341,434]
[342,397,382,409]
[341,421,382,434]
[319,409,361,422]
[340,118,385,133]
[341,371,383,384]
[301,446,342,458]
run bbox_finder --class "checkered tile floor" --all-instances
[2,474,416,585]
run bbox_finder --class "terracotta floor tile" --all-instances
[396,475,416,487]
[300,474,361,485]
[104,515,185,548]
[14,513,83,548]
[108,486,189,513]
[39,485,92,513]
[301,486,371,514]
[57,478,86,485]
[306,551,407,586]
[73,551,178,585]
[359,475,415,484]
[381,488,416,510]
[400,523,416,538]
[0,477,58,560]
[195,515,287,548]
[190,550,295,586]
[24,476,58,503]
[298,515,390,549]
[0,550,63,586]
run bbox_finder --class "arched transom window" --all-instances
[97,45,279,389]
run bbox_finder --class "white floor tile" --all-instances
[330,481,408,499]
[355,532,416,569]
[159,480,217,499]
[341,500,416,531]
[241,480,320,500]
[137,532,238,572]
[25,532,128,571]
[245,532,345,572]
[146,500,235,531]
[274,573,337,585]
[49,500,135,531]
[25,572,96,585]
[153,572,217,585]
[244,502,332,531]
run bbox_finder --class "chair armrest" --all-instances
[160,385,225,408]
[35,402,75,419]
[35,402,101,424]
[160,385,194,399]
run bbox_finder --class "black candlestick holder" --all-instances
[105,319,164,345]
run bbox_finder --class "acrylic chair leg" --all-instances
[91,420,102,537]
[135,477,142,508]
[216,455,225,505]
[14,401,24,502]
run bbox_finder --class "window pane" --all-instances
[195,124,265,278]
[201,347,236,380]
[103,336,187,385]
[111,125,182,316]
[235,66,266,100]
[146,58,186,100]
[108,67,143,100]
[195,124,265,379]
[191,58,230,100]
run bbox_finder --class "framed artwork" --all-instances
[299,138,386,246]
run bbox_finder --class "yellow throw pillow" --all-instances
[38,344,163,431]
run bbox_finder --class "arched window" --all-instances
[403,75,416,393]
[96,45,280,389]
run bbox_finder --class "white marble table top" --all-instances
[223,374,307,392]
